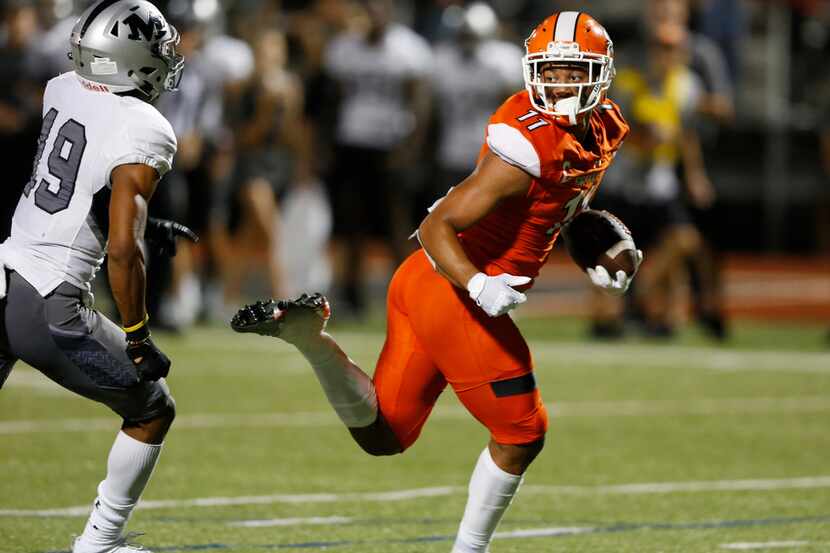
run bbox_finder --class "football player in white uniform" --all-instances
[0,1,187,551]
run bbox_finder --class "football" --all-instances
[562,209,639,275]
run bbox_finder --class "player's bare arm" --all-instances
[108,163,159,329]
[417,151,532,289]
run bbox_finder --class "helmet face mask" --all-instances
[69,0,184,102]
[157,25,184,92]
[522,12,614,125]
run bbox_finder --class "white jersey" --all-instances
[0,72,176,297]
[433,39,523,172]
[324,24,433,150]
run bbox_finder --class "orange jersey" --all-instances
[458,90,629,281]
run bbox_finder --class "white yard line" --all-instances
[523,476,830,495]
[228,516,354,528]
[3,396,830,435]
[720,541,811,550]
[2,477,829,518]
[494,526,596,538]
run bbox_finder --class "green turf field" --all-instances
[1,316,829,553]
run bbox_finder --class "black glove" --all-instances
[145,217,199,257]
[126,323,171,382]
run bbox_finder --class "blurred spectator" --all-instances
[431,2,522,199]
[30,0,76,79]
[595,21,710,338]
[412,0,464,42]
[278,176,333,298]
[323,0,433,316]
[193,11,255,320]
[283,0,361,171]
[690,0,746,84]
[151,1,224,330]
[649,0,734,340]
[200,25,256,90]
[656,0,734,124]
[0,0,45,240]
[219,27,312,309]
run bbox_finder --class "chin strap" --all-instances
[553,96,580,126]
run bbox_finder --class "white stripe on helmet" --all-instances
[553,11,580,42]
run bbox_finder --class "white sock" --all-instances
[452,448,523,553]
[296,332,378,428]
[76,432,162,551]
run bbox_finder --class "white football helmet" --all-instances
[69,0,184,102]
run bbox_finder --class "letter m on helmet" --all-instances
[122,11,165,42]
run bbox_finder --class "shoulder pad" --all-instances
[111,105,177,180]
[486,91,567,179]
[486,123,541,178]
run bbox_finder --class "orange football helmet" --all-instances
[523,12,615,124]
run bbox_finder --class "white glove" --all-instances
[586,249,643,296]
[467,272,531,317]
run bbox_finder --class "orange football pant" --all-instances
[372,250,548,450]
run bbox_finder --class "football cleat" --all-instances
[72,533,151,553]
[230,293,331,342]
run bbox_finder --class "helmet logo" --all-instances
[122,11,166,42]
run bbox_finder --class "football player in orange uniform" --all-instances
[233,11,638,552]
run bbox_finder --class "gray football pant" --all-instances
[0,271,172,422]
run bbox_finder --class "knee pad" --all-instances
[131,392,176,425]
